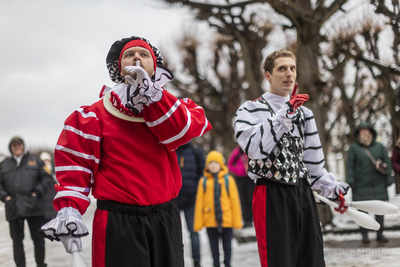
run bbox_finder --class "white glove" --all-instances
[60,235,82,254]
[124,66,163,114]
[335,183,349,197]
[311,171,349,199]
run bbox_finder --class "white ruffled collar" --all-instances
[100,84,145,122]
[99,65,173,122]
[260,92,290,113]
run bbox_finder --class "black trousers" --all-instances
[9,216,46,267]
[207,227,233,267]
[94,199,184,267]
[235,175,255,223]
[253,179,325,267]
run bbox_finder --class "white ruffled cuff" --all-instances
[40,207,89,241]
[311,172,350,200]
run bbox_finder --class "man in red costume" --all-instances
[40,36,212,267]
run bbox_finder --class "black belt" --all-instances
[256,177,308,187]
[97,199,175,216]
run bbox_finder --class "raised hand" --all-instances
[124,66,163,114]
[288,84,309,114]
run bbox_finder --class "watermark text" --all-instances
[328,247,382,255]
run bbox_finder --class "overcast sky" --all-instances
[0,0,379,156]
[0,0,193,155]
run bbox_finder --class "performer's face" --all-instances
[120,46,155,79]
[265,57,297,97]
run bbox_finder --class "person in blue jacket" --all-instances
[175,141,205,267]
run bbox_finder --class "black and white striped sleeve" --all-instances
[302,108,325,176]
[234,100,294,159]
[302,108,349,199]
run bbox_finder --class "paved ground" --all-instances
[324,237,400,248]
[1,194,399,267]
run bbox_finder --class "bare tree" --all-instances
[323,4,400,152]
[162,3,274,157]
[164,24,273,156]
[161,0,355,161]
[162,0,399,157]
[368,0,400,143]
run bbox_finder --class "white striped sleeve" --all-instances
[302,108,325,177]
[234,101,293,159]
[55,145,100,164]
[63,125,101,142]
[54,190,91,203]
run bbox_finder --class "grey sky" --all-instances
[0,0,192,155]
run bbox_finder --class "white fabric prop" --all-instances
[123,65,171,114]
[71,242,87,267]
[40,207,89,243]
[60,235,83,254]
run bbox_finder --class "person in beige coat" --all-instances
[194,150,242,267]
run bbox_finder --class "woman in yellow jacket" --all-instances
[194,150,242,267]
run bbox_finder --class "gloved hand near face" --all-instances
[124,66,163,114]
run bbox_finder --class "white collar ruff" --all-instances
[103,91,145,122]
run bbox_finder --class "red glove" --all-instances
[334,193,348,214]
[288,84,309,114]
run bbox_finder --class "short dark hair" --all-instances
[263,49,296,74]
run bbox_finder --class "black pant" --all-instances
[9,216,46,267]
[235,176,255,223]
[254,178,325,267]
[206,227,233,267]
[96,199,184,267]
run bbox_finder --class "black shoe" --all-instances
[194,262,201,267]
[377,234,389,243]
[362,235,370,244]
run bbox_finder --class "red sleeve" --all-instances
[142,91,212,151]
[53,106,101,215]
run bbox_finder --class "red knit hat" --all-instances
[118,39,157,72]
[106,36,165,83]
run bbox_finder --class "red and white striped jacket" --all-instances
[53,89,212,215]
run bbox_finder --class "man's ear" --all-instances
[265,71,272,82]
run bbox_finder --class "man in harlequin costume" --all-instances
[40,36,212,267]
[234,49,349,267]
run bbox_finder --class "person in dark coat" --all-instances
[0,137,53,267]
[175,141,205,267]
[346,122,394,243]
